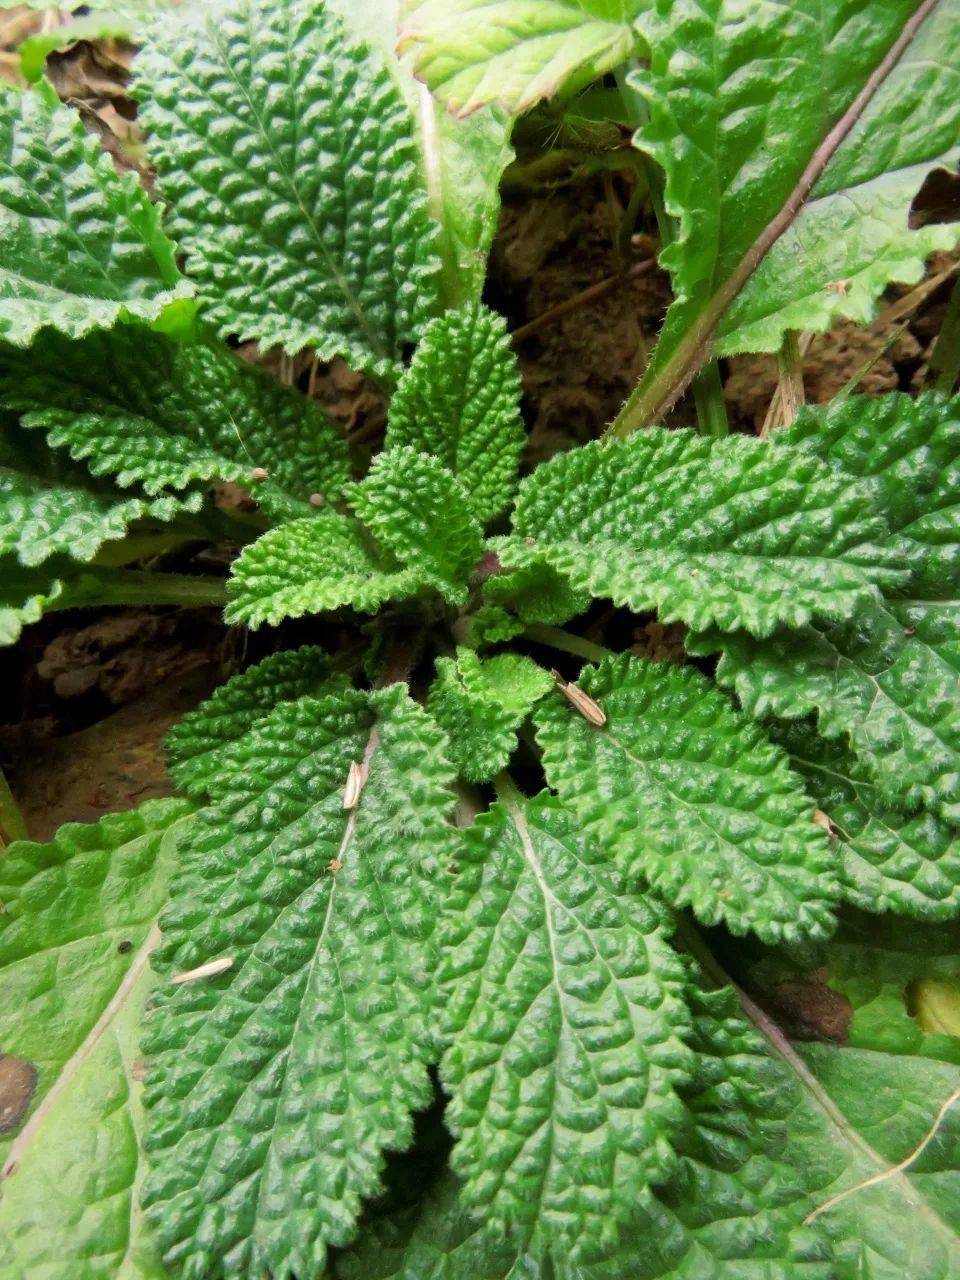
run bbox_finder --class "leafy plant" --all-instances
[1,2,959,1278]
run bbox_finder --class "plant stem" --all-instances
[929,271,960,396]
[691,360,730,437]
[54,571,228,613]
[523,623,613,664]
[0,768,27,848]
[760,329,804,436]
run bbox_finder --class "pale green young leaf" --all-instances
[134,0,441,381]
[339,985,841,1279]
[0,328,350,518]
[440,790,693,1259]
[499,429,904,637]
[166,647,349,799]
[0,85,191,347]
[478,555,590,643]
[696,599,960,821]
[535,655,840,943]
[399,0,648,117]
[142,687,455,1280]
[384,306,525,522]
[327,0,513,308]
[0,560,64,646]
[348,447,483,604]
[771,719,960,922]
[0,799,194,1280]
[622,0,960,426]
[426,650,551,781]
[225,512,424,628]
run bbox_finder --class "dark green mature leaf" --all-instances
[698,599,960,821]
[500,428,903,637]
[167,647,349,799]
[772,719,960,921]
[384,305,525,522]
[225,512,424,628]
[535,655,840,943]
[0,328,350,518]
[399,0,648,117]
[339,985,841,1279]
[0,84,191,347]
[0,799,194,1280]
[135,0,441,380]
[426,651,552,781]
[440,790,694,1259]
[347,447,483,604]
[142,686,455,1280]
[620,0,960,426]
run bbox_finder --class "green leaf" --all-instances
[166,647,349,799]
[0,84,191,348]
[697,598,960,821]
[348,447,483,604]
[500,429,904,637]
[480,555,590,640]
[384,305,526,522]
[225,512,423,628]
[134,0,441,380]
[619,0,960,428]
[426,650,551,781]
[0,798,194,1280]
[771,718,960,922]
[0,560,64,646]
[535,655,840,944]
[339,985,841,1279]
[0,328,351,518]
[399,0,647,117]
[141,686,455,1280]
[327,0,513,308]
[440,789,694,1259]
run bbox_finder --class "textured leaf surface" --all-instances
[135,0,441,379]
[772,719,960,921]
[225,512,423,628]
[0,799,194,1280]
[535,655,840,943]
[699,599,960,821]
[440,790,693,1258]
[426,651,551,781]
[348,447,483,604]
[0,84,190,346]
[142,687,455,1280]
[0,328,350,516]
[400,0,647,116]
[627,0,960,422]
[0,560,63,646]
[384,305,525,522]
[167,647,348,798]
[339,986,841,1279]
[500,429,902,636]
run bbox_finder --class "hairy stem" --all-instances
[523,623,613,664]
[54,570,228,612]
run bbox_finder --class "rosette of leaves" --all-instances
[1,2,959,1278]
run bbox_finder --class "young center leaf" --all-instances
[440,790,694,1260]
[399,0,648,117]
[771,719,960,922]
[0,324,351,519]
[0,84,191,348]
[383,305,526,522]
[0,799,194,1280]
[535,655,840,944]
[498,428,904,636]
[166,647,350,799]
[134,0,441,380]
[617,0,960,429]
[426,650,552,781]
[347,447,484,604]
[141,687,455,1280]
